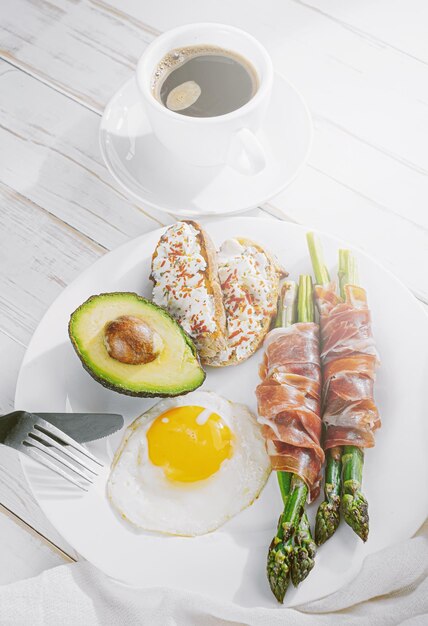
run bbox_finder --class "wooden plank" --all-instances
[0,507,68,584]
[0,330,78,558]
[266,164,428,301]
[0,450,78,561]
[0,182,104,345]
[254,0,428,103]
[0,62,169,253]
[0,503,74,565]
[0,0,157,113]
[0,330,25,414]
[291,0,428,64]
[308,119,428,229]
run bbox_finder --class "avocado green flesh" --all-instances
[69,293,205,397]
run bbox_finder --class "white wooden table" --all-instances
[1,0,427,585]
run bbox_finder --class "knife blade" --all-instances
[0,411,124,444]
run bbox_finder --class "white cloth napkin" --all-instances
[1,521,427,626]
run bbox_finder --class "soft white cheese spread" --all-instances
[217,239,275,361]
[151,222,217,345]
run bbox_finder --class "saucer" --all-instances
[100,74,313,216]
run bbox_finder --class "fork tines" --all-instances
[23,417,103,491]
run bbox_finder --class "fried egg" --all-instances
[107,391,270,536]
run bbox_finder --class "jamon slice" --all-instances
[257,322,324,502]
[315,283,381,449]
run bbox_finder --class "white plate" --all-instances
[99,75,312,216]
[16,218,428,608]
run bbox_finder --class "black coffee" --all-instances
[152,45,258,118]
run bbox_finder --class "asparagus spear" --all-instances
[274,281,297,329]
[307,232,342,545]
[315,447,341,545]
[338,250,369,542]
[268,472,311,601]
[267,282,298,602]
[307,232,330,287]
[266,279,317,601]
[280,473,315,589]
[290,275,317,586]
[292,508,317,585]
[267,507,293,602]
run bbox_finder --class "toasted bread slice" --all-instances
[150,220,228,362]
[205,237,287,367]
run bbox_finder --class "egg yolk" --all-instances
[146,405,234,482]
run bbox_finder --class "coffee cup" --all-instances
[136,23,273,175]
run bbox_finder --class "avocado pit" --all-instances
[104,315,163,365]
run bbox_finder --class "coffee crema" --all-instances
[151,45,259,118]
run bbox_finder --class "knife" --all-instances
[0,411,124,444]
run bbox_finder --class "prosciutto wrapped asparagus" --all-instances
[307,235,381,543]
[257,277,322,601]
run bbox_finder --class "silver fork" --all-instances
[5,414,103,491]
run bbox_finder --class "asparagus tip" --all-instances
[267,520,292,602]
[342,491,369,542]
[315,496,341,545]
[290,515,316,585]
[291,548,316,587]
[306,232,330,286]
[341,447,369,542]
[338,248,359,297]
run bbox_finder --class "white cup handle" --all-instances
[226,128,266,175]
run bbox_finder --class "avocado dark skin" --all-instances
[69,292,206,398]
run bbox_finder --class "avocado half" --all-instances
[68,292,206,397]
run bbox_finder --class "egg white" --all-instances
[107,390,271,536]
